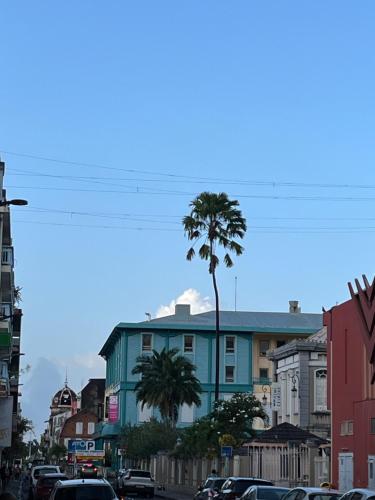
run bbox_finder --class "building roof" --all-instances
[147,310,322,331]
[248,422,327,445]
[100,306,322,356]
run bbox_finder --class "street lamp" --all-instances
[262,385,268,405]
[0,199,28,207]
[289,372,300,398]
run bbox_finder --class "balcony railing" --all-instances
[252,377,272,386]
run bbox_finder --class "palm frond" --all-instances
[186,247,195,261]
[224,253,234,268]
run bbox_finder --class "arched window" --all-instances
[314,369,327,411]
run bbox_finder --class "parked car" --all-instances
[240,485,290,500]
[118,468,155,498]
[50,479,118,500]
[282,487,342,500]
[340,489,375,500]
[31,465,61,491]
[214,477,274,500]
[194,477,227,499]
[34,473,68,500]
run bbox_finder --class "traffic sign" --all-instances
[221,446,233,458]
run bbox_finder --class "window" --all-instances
[259,368,269,381]
[371,418,375,434]
[314,369,327,411]
[138,403,152,423]
[183,335,194,353]
[75,422,83,435]
[225,336,235,354]
[225,366,235,383]
[141,333,152,352]
[340,420,354,436]
[87,422,95,435]
[180,403,194,423]
[259,340,270,357]
[277,340,286,348]
[1,247,13,266]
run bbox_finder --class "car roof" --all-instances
[345,490,375,496]
[55,479,110,487]
[251,486,290,490]
[290,488,341,494]
[227,477,272,481]
[207,476,226,480]
[39,473,67,478]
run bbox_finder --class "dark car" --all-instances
[194,477,227,499]
[79,463,98,479]
[214,477,274,500]
[34,473,68,500]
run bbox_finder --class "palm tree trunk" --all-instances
[212,268,220,402]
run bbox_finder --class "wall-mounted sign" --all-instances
[68,440,96,452]
[271,382,281,411]
[108,395,119,423]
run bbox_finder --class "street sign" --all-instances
[68,440,96,452]
[221,446,233,458]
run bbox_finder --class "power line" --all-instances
[3,148,375,190]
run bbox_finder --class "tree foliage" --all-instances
[132,347,202,426]
[2,417,33,461]
[120,419,180,460]
[48,443,67,461]
[175,393,268,458]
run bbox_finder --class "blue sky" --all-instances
[1,1,375,435]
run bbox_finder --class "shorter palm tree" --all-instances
[132,347,202,426]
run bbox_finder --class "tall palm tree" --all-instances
[183,192,247,401]
[132,347,202,426]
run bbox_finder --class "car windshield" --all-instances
[258,488,290,500]
[35,468,58,478]
[54,486,115,500]
[129,470,151,478]
[309,494,342,500]
[234,481,274,493]
[204,479,213,488]
[213,479,225,489]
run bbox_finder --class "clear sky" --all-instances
[1,1,375,435]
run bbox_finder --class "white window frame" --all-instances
[75,422,83,435]
[180,403,194,423]
[225,365,235,383]
[225,336,235,354]
[183,335,194,354]
[1,247,13,266]
[259,339,270,357]
[87,422,95,435]
[138,403,152,423]
[314,368,327,412]
[141,333,153,352]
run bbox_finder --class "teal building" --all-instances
[97,303,322,450]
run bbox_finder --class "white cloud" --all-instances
[156,288,213,318]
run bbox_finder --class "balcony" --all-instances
[0,327,11,348]
[252,377,272,386]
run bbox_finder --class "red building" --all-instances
[325,276,375,491]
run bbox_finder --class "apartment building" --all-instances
[0,159,24,457]
[97,302,322,459]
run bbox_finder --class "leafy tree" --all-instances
[183,192,246,401]
[132,347,202,426]
[120,419,180,459]
[2,417,33,461]
[175,393,267,458]
[48,443,67,462]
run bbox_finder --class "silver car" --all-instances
[50,478,118,500]
[282,487,342,500]
[340,489,375,500]
[240,485,290,500]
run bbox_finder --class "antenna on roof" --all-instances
[234,276,238,312]
[65,368,68,387]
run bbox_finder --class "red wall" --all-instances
[325,298,375,488]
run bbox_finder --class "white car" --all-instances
[283,487,342,500]
[31,465,61,490]
[340,489,375,500]
[50,478,118,500]
[118,469,155,498]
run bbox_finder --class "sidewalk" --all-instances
[3,479,20,498]
[156,484,194,500]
